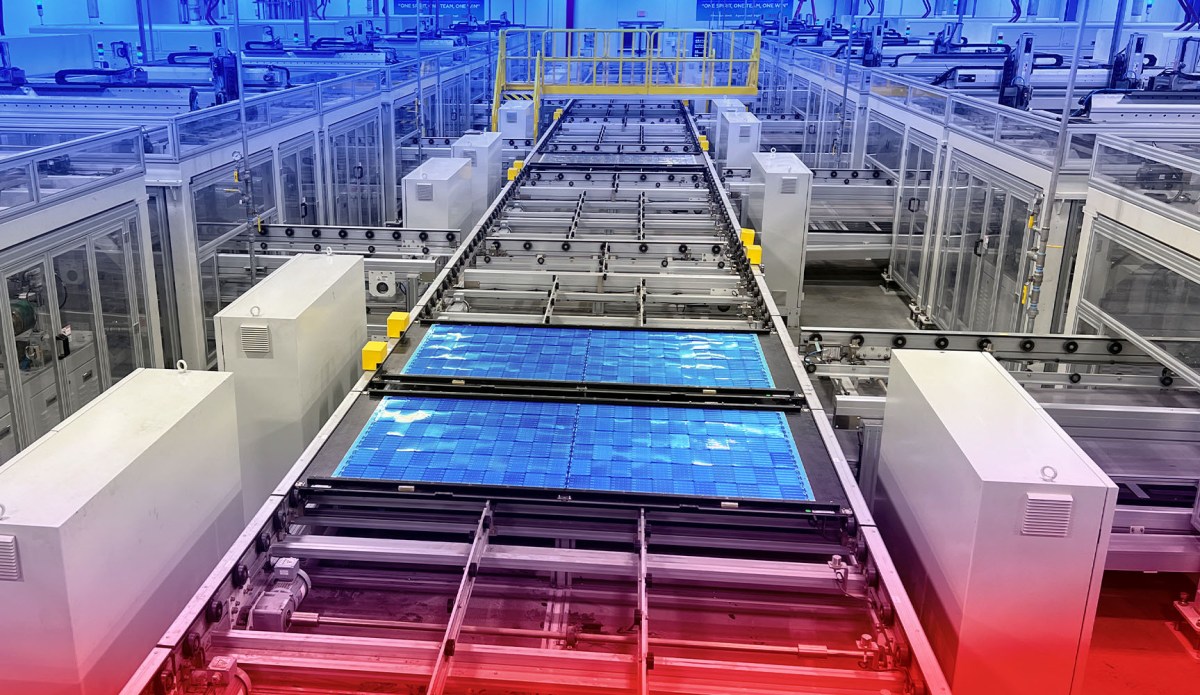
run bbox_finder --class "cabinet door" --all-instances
[6,259,64,442]
[94,228,139,382]
[970,184,1009,330]
[933,169,970,325]
[951,176,988,330]
[280,143,318,225]
[0,412,18,465]
[52,244,101,411]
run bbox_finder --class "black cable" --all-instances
[1010,0,1022,22]
[922,0,932,17]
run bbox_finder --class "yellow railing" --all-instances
[495,28,761,97]
[532,52,544,139]
[490,33,508,131]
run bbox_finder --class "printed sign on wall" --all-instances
[394,0,487,19]
[696,0,793,20]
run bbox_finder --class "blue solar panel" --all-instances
[332,397,812,501]
[403,324,774,388]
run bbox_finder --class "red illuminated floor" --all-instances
[1083,572,1200,694]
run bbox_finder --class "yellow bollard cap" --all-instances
[740,228,756,246]
[386,311,410,339]
[362,341,388,371]
[747,244,762,266]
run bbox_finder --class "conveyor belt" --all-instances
[402,323,775,388]
[332,395,814,501]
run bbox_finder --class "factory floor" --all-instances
[799,261,913,330]
[1084,572,1200,694]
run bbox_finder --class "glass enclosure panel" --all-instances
[200,254,220,363]
[1084,230,1200,368]
[1064,133,1097,170]
[93,229,139,381]
[0,164,34,213]
[996,115,1058,164]
[177,103,269,155]
[7,261,64,441]
[994,197,1031,331]
[909,87,948,119]
[1092,140,1200,218]
[0,318,13,463]
[329,117,384,227]
[972,186,1008,330]
[268,87,320,125]
[865,115,903,174]
[320,71,383,109]
[192,154,277,249]
[280,142,318,224]
[951,177,988,329]
[870,75,910,104]
[52,245,100,411]
[35,133,141,201]
[127,218,153,366]
[147,189,180,365]
[950,100,997,140]
[936,169,970,322]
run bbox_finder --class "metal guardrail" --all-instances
[496,29,761,98]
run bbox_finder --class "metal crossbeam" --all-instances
[427,504,492,695]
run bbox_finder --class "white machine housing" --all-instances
[402,157,474,232]
[717,110,762,169]
[215,254,366,521]
[0,368,242,695]
[747,151,813,323]
[498,100,535,141]
[452,131,504,226]
[875,350,1117,695]
[707,97,746,157]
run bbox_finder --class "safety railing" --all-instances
[495,28,761,96]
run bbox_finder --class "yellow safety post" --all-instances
[361,341,388,371]
[386,312,410,339]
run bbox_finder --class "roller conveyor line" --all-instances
[122,99,950,695]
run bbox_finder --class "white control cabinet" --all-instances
[215,254,366,522]
[452,131,504,226]
[707,97,746,158]
[747,151,812,324]
[402,157,474,232]
[0,368,242,695]
[498,100,535,141]
[717,110,761,169]
[876,351,1117,695]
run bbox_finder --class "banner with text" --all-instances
[394,0,486,19]
[696,0,793,20]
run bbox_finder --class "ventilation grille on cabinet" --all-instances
[780,176,798,195]
[505,111,518,124]
[416,183,434,201]
[0,535,20,582]
[465,150,478,167]
[738,125,752,141]
[1021,493,1074,537]
[239,325,271,354]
